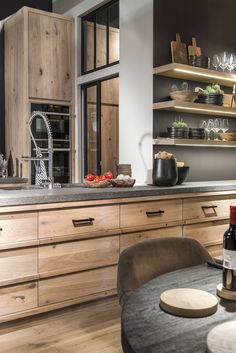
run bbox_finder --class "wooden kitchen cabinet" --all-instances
[4,7,75,180]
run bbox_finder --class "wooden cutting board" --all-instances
[160,288,218,318]
[188,37,202,57]
[216,283,236,301]
[207,321,236,353]
[171,33,188,64]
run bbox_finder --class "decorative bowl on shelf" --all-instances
[189,128,205,139]
[219,132,236,141]
[177,166,190,185]
[83,179,111,188]
[169,90,199,103]
[109,178,135,187]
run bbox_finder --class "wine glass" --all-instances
[220,119,229,140]
[212,54,220,71]
[213,118,220,140]
[207,119,214,140]
[227,53,236,72]
[201,120,210,140]
[220,51,229,72]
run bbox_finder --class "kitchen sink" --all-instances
[0,183,83,191]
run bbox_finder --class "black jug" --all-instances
[152,159,178,186]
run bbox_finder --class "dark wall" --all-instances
[0,1,52,154]
[154,0,236,181]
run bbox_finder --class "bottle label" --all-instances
[223,249,236,270]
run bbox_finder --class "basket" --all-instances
[83,179,111,188]
[109,178,135,187]
[219,132,236,141]
[169,90,198,103]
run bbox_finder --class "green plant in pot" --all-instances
[198,84,224,105]
[167,117,189,139]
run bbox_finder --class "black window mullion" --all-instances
[83,87,88,175]
[97,82,101,175]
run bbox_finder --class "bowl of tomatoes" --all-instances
[83,171,113,188]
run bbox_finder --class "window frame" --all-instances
[81,0,119,75]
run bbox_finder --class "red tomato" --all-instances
[100,175,107,181]
[85,173,95,181]
[93,176,100,183]
[104,171,113,179]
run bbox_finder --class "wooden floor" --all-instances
[0,296,122,353]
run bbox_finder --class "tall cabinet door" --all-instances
[28,12,73,101]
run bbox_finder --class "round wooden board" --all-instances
[207,321,236,353]
[217,283,236,301]
[159,288,218,318]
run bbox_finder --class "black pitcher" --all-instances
[152,159,178,186]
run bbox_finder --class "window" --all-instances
[83,76,119,176]
[82,0,119,74]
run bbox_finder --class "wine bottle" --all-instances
[223,205,236,290]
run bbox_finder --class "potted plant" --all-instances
[167,117,189,139]
[197,84,224,105]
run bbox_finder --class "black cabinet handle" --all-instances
[72,218,95,227]
[201,205,218,210]
[146,210,165,217]
[0,228,2,231]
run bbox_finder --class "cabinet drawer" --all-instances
[39,206,119,239]
[0,282,37,316]
[0,248,37,284]
[183,219,227,247]
[120,200,182,229]
[39,236,119,277]
[120,226,182,253]
[39,266,117,306]
[0,212,37,245]
[183,196,236,223]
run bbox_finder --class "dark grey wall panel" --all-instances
[154,0,236,181]
[0,1,52,155]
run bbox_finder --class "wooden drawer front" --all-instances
[0,212,37,245]
[0,248,37,283]
[183,196,236,223]
[120,200,182,229]
[39,236,119,277]
[39,206,119,239]
[0,282,37,316]
[39,266,117,306]
[183,219,228,247]
[120,226,182,253]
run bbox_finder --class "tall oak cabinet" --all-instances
[4,7,75,181]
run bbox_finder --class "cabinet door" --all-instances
[28,12,73,101]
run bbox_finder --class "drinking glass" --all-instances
[201,121,210,140]
[220,51,229,72]
[212,54,220,71]
[207,119,215,140]
[213,118,220,140]
[227,53,236,72]
[220,119,229,140]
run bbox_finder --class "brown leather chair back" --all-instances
[117,237,212,306]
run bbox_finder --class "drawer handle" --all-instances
[72,218,95,227]
[0,228,2,231]
[201,205,218,210]
[146,210,165,217]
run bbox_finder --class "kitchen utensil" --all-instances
[207,260,223,270]
[171,33,188,64]
[217,284,236,301]
[188,37,201,57]
[207,321,236,353]
[83,179,111,188]
[110,178,135,187]
[152,158,178,186]
[160,288,218,318]
[189,55,210,68]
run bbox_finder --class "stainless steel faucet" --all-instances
[20,111,54,189]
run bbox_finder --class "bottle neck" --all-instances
[230,207,236,225]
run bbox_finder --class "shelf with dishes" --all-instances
[153,100,236,117]
[153,63,236,87]
[153,138,236,148]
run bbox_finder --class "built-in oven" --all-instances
[30,103,71,184]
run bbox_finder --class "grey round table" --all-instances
[122,265,236,353]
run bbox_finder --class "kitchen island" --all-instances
[0,180,235,323]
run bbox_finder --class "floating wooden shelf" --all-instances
[153,63,236,87]
[153,100,236,117]
[153,138,236,147]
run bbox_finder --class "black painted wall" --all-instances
[154,0,236,181]
[0,1,52,155]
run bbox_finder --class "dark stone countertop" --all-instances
[0,177,28,184]
[122,265,236,353]
[0,180,236,207]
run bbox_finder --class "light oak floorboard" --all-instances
[0,297,122,353]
